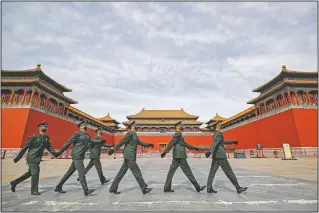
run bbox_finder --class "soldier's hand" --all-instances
[108,149,114,156]
[205,152,211,158]
[54,152,60,158]
[148,144,154,148]
[13,158,18,163]
[160,152,166,158]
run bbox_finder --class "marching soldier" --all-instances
[161,121,206,193]
[10,122,58,195]
[108,121,154,195]
[205,123,247,194]
[77,127,114,185]
[54,121,95,196]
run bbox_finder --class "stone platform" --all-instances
[1,157,318,212]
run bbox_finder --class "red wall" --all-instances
[2,108,30,148]
[2,108,114,149]
[114,134,213,151]
[223,108,318,149]
[292,108,318,147]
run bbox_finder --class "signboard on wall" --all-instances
[282,143,297,160]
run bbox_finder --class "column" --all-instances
[295,91,299,104]
[29,90,35,104]
[65,107,68,116]
[37,94,41,106]
[274,98,278,109]
[8,89,15,104]
[306,90,311,105]
[255,106,258,116]
[288,89,293,104]
[21,89,27,104]
[45,97,50,109]
[281,92,286,105]
[263,102,267,113]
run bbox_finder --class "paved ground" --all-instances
[1,157,318,212]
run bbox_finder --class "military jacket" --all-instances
[15,134,56,163]
[114,132,149,160]
[89,136,113,159]
[164,132,198,159]
[210,131,227,159]
[59,131,91,160]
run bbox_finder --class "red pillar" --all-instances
[295,91,299,104]
[288,90,293,104]
[255,106,258,116]
[274,98,278,109]
[37,94,41,106]
[21,89,27,104]
[29,90,35,104]
[281,92,286,105]
[306,90,311,104]
[263,103,267,113]
[8,90,15,104]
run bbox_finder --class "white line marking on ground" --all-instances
[249,183,308,186]
[112,199,318,206]
[21,201,38,205]
[44,201,99,206]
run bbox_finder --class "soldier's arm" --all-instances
[45,136,58,155]
[15,136,34,162]
[114,133,131,151]
[164,133,180,153]
[58,132,79,154]
[181,140,198,150]
[102,140,114,148]
[138,139,150,147]
[210,132,222,153]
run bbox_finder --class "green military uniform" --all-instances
[109,131,151,193]
[55,129,92,193]
[163,131,203,192]
[79,136,113,184]
[206,130,240,191]
[11,123,57,195]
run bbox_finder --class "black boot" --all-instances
[236,187,247,194]
[10,182,17,193]
[142,188,153,194]
[77,178,80,181]
[164,189,174,193]
[54,188,66,193]
[196,185,206,192]
[101,179,110,185]
[207,188,218,193]
[84,189,95,196]
[109,190,120,194]
[31,192,41,195]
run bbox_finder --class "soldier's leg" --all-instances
[127,160,148,191]
[29,163,40,194]
[73,160,89,192]
[10,169,32,192]
[179,159,201,189]
[109,160,129,192]
[93,159,106,182]
[83,159,94,175]
[164,159,179,191]
[219,159,240,189]
[55,162,76,189]
[207,159,220,191]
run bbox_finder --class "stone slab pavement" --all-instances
[1,157,318,212]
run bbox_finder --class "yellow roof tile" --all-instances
[122,120,203,125]
[127,108,199,119]
[221,106,256,125]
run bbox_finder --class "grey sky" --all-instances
[2,2,317,127]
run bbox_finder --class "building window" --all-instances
[160,128,167,133]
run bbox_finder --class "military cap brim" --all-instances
[127,121,136,128]
[37,122,48,128]
[174,121,182,127]
[77,121,87,127]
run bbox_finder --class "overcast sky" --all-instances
[2,2,317,127]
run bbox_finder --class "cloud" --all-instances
[2,2,317,126]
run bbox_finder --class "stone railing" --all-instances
[114,131,213,136]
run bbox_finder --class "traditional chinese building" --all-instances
[98,113,121,129]
[204,113,227,131]
[114,109,213,151]
[220,65,318,150]
[1,64,114,149]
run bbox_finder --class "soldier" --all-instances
[76,127,114,185]
[108,121,154,195]
[10,122,58,195]
[205,123,247,194]
[161,121,206,193]
[54,121,95,196]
